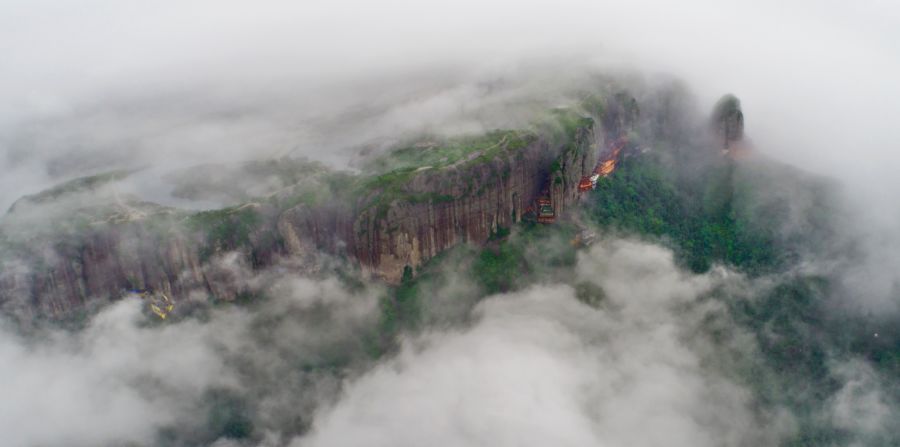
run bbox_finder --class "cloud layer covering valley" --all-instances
[0,238,835,447]
[297,240,786,447]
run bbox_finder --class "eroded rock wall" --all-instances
[275,123,601,283]
[1,118,607,319]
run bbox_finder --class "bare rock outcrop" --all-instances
[711,94,744,148]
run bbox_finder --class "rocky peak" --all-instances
[711,94,744,149]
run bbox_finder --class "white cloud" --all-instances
[0,300,234,446]
[829,360,892,436]
[0,268,382,447]
[296,239,785,447]
[2,0,899,207]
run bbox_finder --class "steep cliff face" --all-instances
[0,98,634,320]
[0,217,203,321]
[276,123,602,282]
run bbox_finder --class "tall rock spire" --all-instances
[711,94,744,149]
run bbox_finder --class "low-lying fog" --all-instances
[1,1,899,446]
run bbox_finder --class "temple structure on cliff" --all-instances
[536,197,556,224]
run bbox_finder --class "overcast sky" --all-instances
[1,1,898,200]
